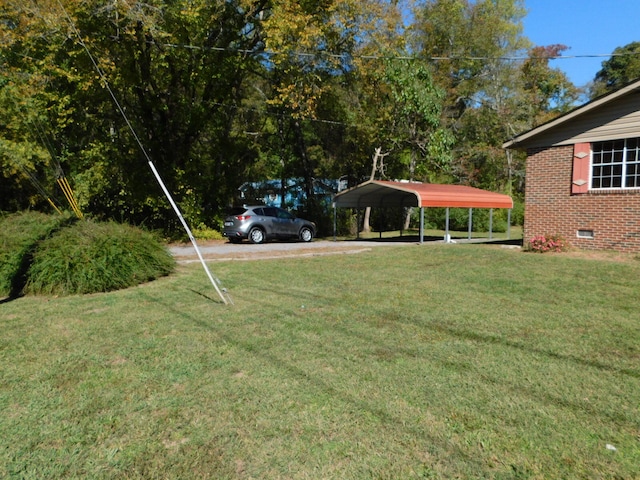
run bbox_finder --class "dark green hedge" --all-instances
[0,212,175,297]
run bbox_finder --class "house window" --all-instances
[577,229,594,239]
[592,138,640,189]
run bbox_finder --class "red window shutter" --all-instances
[572,143,590,194]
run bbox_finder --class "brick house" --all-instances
[503,79,640,253]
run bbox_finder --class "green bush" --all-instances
[0,211,76,297]
[510,197,525,226]
[418,207,510,233]
[25,219,175,296]
[369,207,405,232]
[192,225,224,241]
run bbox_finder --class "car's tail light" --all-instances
[235,215,251,221]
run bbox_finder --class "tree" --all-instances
[0,81,55,212]
[408,0,581,199]
[382,58,453,182]
[259,0,404,210]
[1,0,269,232]
[74,0,269,230]
[315,0,406,184]
[0,0,71,212]
[410,0,529,120]
[1,0,583,234]
[520,45,581,123]
[406,0,531,197]
[591,41,640,98]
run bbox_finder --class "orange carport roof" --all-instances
[334,180,513,209]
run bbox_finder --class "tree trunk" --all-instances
[403,148,418,230]
[362,147,383,234]
[293,119,313,207]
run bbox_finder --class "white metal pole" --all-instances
[60,7,230,304]
[148,162,230,304]
[445,207,450,243]
[333,202,337,242]
[489,209,494,240]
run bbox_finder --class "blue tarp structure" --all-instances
[238,178,341,209]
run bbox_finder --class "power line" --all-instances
[156,41,640,63]
[210,101,360,130]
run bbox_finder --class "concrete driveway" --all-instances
[169,238,417,262]
[169,234,521,262]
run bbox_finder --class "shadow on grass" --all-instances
[135,288,487,473]
[201,278,638,428]
[189,288,222,303]
[429,321,639,380]
[0,294,22,305]
[134,283,639,473]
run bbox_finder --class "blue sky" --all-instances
[522,0,640,87]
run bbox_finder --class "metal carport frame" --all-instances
[333,180,514,243]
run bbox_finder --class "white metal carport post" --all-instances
[333,202,337,242]
[489,209,493,240]
[420,207,424,244]
[445,207,451,243]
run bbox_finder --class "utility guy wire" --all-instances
[53,0,231,305]
[5,87,79,217]
[27,116,83,218]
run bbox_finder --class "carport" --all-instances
[333,180,514,243]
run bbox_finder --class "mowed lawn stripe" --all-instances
[1,244,639,479]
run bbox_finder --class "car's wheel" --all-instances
[299,226,313,242]
[249,227,266,244]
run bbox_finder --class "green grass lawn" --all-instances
[1,244,639,479]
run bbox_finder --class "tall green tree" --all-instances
[0,0,72,212]
[0,77,55,212]
[70,0,268,231]
[519,45,580,123]
[381,58,453,182]
[591,41,640,98]
[408,0,579,198]
[407,0,530,195]
[1,0,586,233]
[316,0,407,185]
[1,0,267,232]
[455,44,579,194]
[259,0,401,203]
[410,0,529,119]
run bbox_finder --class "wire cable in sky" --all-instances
[156,41,640,62]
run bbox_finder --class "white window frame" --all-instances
[576,229,594,239]
[591,138,640,190]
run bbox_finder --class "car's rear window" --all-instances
[228,207,248,215]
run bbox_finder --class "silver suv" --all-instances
[223,206,315,244]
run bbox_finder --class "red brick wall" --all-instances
[525,145,640,253]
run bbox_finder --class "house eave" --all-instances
[503,78,640,150]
